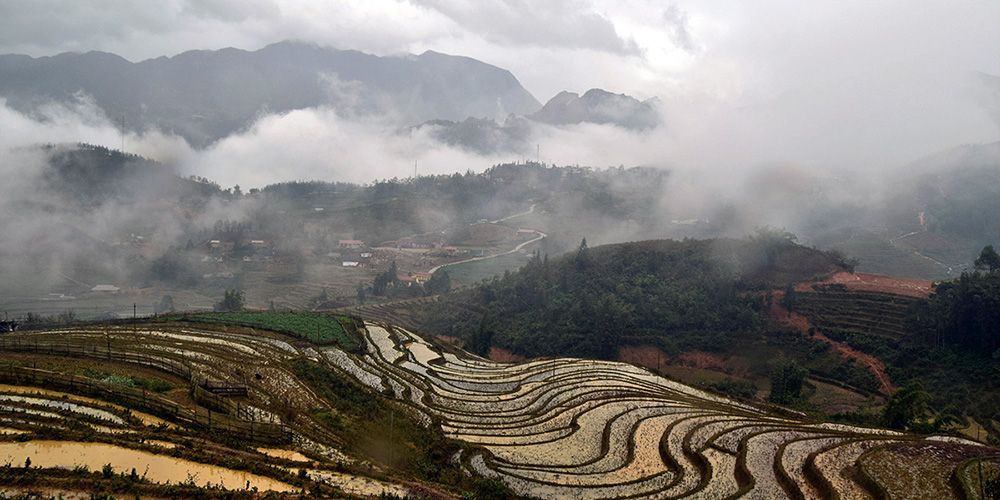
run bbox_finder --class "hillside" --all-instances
[0,316,995,498]
[413,235,849,360]
[784,270,1000,438]
[357,238,1000,442]
[0,41,541,146]
[529,88,661,130]
[407,88,662,154]
[1,151,678,319]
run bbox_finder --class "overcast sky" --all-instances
[1,0,999,186]
[0,0,997,103]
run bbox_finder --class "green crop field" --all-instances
[185,312,360,349]
[441,252,530,285]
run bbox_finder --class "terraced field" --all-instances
[344,324,997,498]
[1,320,997,498]
[792,284,922,341]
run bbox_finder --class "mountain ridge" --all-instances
[0,40,542,147]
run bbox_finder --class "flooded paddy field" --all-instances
[0,316,995,498]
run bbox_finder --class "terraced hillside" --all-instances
[2,319,996,498]
[792,285,918,340]
[351,323,999,498]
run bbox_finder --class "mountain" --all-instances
[406,88,662,154]
[529,88,661,129]
[0,41,541,147]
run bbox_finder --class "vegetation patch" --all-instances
[183,312,360,350]
[80,368,174,393]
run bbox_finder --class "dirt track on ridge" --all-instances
[795,272,933,299]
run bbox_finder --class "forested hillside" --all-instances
[421,234,849,359]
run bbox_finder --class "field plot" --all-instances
[0,318,997,498]
[180,311,360,349]
[340,323,1000,498]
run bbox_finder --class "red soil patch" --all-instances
[797,272,933,299]
[617,345,669,372]
[676,351,730,371]
[771,291,894,394]
[488,346,527,363]
[618,345,736,374]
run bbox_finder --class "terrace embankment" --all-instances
[0,320,444,498]
[771,289,895,394]
[335,321,997,498]
[770,271,931,395]
[2,316,997,498]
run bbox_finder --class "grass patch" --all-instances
[81,369,174,393]
[182,312,360,350]
[288,359,474,489]
[439,252,529,285]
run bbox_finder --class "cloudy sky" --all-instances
[1,0,999,185]
[0,0,996,102]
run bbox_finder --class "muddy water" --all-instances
[256,447,311,462]
[0,441,295,492]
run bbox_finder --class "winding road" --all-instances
[423,202,546,275]
[427,229,547,274]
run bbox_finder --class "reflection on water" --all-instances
[0,441,295,492]
[256,447,311,462]
[0,384,176,428]
[0,395,125,424]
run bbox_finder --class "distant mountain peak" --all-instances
[0,41,541,147]
[530,88,661,130]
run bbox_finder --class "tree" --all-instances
[768,360,807,404]
[425,270,451,295]
[215,289,245,312]
[155,294,175,314]
[466,315,495,357]
[975,245,1000,273]
[883,381,929,430]
[356,283,367,304]
[373,261,400,296]
[780,284,798,311]
[575,237,590,270]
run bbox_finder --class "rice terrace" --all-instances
[0,309,996,498]
[2,2,1000,498]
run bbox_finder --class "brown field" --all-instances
[798,271,933,299]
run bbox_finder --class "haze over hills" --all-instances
[410,88,662,154]
[1,3,1000,497]
[0,41,542,147]
[529,88,660,130]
